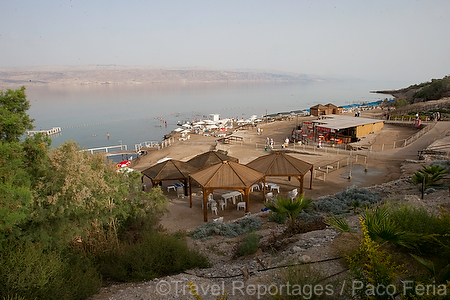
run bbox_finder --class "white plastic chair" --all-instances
[265,192,274,202]
[287,188,298,200]
[213,216,223,223]
[176,186,184,198]
[237,202,246,211]
[218,199,226,210]
[270,184,280,193]
[211,205,218,215]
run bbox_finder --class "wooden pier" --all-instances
[27,127,61,136]
[82,144,129,155]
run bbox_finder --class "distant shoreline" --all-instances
[0,66,321,89]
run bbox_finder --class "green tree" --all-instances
[28,141,168,250]
[0,86,34,142]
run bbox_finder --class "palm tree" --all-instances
[409,164,448,191]
[264,193,313,230]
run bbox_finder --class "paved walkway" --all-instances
[384,121,450,160]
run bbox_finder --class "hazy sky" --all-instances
[1,0,449,82]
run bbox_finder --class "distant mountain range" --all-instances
[0,66,323,88]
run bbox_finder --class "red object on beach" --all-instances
[117,161,131,168]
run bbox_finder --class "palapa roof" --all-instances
[141,159,199,181]
[309,104,327,110]
[186,150,239,170]
[189,161,264,189]
[325,103,338,108]
[246,152,313,176]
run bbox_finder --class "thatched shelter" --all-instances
[189,161,264,222]
[186,150,239,170]
[246,151,313,195]
[141,159,199,195]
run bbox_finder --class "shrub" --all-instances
[237,232,260,256]
[346,218,405,300]
[335,185,381,206]
[191,217,262,240]
[431,159,450,172]
[97,232,210,282]
[388,204,450,255]
[270,264,339,300]
[191,222,222,240]
[268,211,286,224]
[0,241,101,300]
[315,196,349,214]
[296,210,322,223]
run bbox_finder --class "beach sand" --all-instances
[130,109,450,232]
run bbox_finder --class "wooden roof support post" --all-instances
[244,188,250,213]
[263,177,267,200]
[309,167,313,189]
[189,177,193,208]
[203,188,208,222]
[183,178,188,196]
[299,175,304,195]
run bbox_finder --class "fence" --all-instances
[313,153,369,181]
[363,121,437,151]
[255,142,347,155]
[256,121,437,154]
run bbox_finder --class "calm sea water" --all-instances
[25,80,404,152]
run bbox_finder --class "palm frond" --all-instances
[325,212,353,233]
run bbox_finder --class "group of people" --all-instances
[265,136,290,149]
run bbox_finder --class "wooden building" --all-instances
[310,103,343,116]
[312,115,384,142]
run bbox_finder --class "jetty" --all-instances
[27,127,61,136]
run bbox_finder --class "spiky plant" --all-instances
[409,164,448,191]
[363,206,426,249]
[264,193,313,230]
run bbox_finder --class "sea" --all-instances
[25,79,405,158]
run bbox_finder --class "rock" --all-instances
[301,255,312,263]
[292,246,302,252]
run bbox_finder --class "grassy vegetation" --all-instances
[236,232,260,256]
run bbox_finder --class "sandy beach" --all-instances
[130,109,450,232]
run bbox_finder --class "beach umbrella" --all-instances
[117,161,131,168]
[116,166,135,173]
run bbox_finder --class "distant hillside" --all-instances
[375,75,450,103]
[0,65,322,88]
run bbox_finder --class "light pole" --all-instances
[348,150,353,181]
